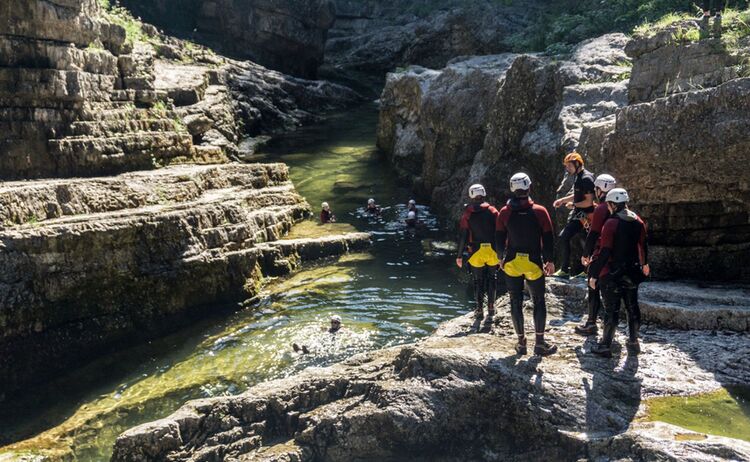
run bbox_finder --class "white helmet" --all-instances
[322,202,330,209]
[368,198,375,205]
[605,188,629,204]
[594,174,617,193]
[407,211,416,220]
[509,172,532,192]
[468,184,486,199]
[331,315,341,323]
[408,199,416,206]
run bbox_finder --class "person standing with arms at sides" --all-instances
[496,173,557,356]
[320,202,336,223]
[588,188,650,358]
[552,152,596,279]
[575,174,618,336]
[456,184,500,326]
[700,1,724,39]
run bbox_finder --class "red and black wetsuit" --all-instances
[581,202,611,326]
[320,209,334,223]
[457,202,500,317]
[589,209,649,346]
[495,197,554,337]
[559,169,596,273]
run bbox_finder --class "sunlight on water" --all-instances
[646,386,750,442]
[0,104,469,461]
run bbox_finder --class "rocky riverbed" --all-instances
[111,279,750,461]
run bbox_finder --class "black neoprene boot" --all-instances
[592,324,616,358]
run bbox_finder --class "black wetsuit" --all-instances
[457,202,500,316]
[320,209,334,223]
[589,210,649,346]
[366,205,381,215]
[495,197,554,336]
[582,202,611,326]
[559,169,595,273]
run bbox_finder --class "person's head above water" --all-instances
[368,198,375,206]
[322,202,330,211]
[330,315,342,332]
[509,173,531,197]
[408,199,416,207]
[468,183,486,203]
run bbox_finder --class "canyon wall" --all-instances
[0,0,364,397]
[378,24,750,282]
[119,0,335,79]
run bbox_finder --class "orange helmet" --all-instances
[563,152,584,167]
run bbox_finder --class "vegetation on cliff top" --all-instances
[505,0,750,53]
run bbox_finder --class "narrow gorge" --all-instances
[1,1,749,461]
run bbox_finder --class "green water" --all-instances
[0,104,468,460]
[646,386,750,442]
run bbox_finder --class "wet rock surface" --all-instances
[377,34,630,223]
[0,163,371,397]
[111,279,750,461]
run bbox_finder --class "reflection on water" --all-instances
[0,104,468,460]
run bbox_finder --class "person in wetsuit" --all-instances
[588,188,650,357]
[456,184,500,324]
[320,202,336,223]
[575,174,618,336]
[553,152,596,279]
[496,173,557,356]
[366,198,381,216]
[292,315,344,355]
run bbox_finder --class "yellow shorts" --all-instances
[468,243,500,268]
[503,253,544,281]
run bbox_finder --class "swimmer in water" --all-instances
[292,315,344,354]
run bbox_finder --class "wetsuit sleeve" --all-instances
[457,209,471,259]
[639,219,649,265]
[534,205,555,263]
[589,218,617,278]
[584,206,608,256]
[495,207,509,259]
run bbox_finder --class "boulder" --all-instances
[594,78,750,281]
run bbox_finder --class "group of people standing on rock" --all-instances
[320,198,422,228]
[456,152,650,358]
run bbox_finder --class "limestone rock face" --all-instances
[579,30,750,282]
[0,163,371,397]
[119,0,335,79]
[378,34,630,224]
[625,21,750,104]
[110,280,750,461]
[595,78,750,281]
[0,0,199,180]
[324,0,543,84]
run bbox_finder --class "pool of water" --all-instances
[0,104,470,460]
[646,386,750,442]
